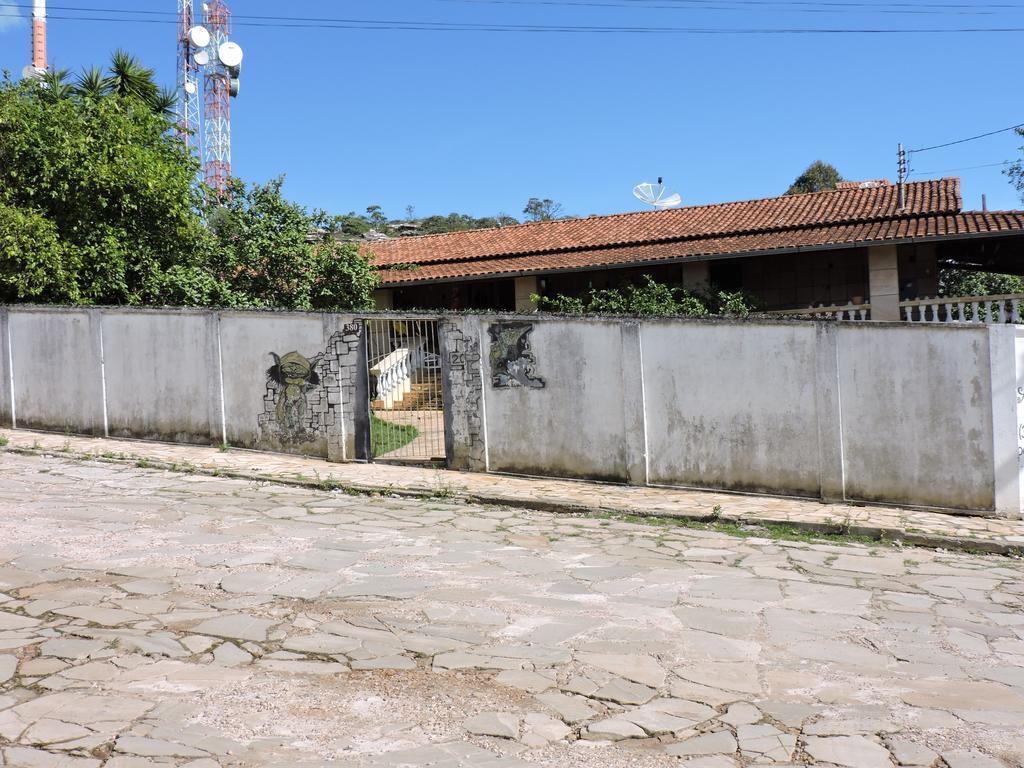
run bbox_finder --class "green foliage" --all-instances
[370,415,419,457]
[211,177,378,311]
[939,269,1024,298]
[535,275,754,317]
[1008,127,1024,204]
[523,197,564,222]
[0,73,213,305]
[786,161,844,195]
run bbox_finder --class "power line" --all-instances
[433,0,1021,12]
[910,123,1024,153]
[4,10,1024,34]
[910,160,1013,177]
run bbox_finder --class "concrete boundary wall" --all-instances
[3,306,1020,518]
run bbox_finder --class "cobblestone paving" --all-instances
[1,453,1024,768]
[3,429,1024,554]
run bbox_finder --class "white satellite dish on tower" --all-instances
[193,50,210,66]
[188,25,211,49]
[218,42,243,68]
[633,178,682,209]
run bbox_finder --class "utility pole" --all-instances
[897,143,907,210]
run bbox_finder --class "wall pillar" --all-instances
[989,325,1022,518]
[868,245,901,320]
[514,276,539,313]
[0,307,11,428]
[620,321,648,486]
[439,316,488,471]
[682,261,710,292]
[374,289,394,311]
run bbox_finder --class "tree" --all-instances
[523,198,564,222]
[0,73,215,305]
[1007,127,1024,204]
[210,177,377,312]
[939,269,1024,298]
[786,161,843,195]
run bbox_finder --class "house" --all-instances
[363,178,1024,320]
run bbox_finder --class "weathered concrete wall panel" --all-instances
[102,312,214,444]
[482,318,628,482]
[643,321,822,496]
[838,324,996,509]
[218,313,328,455]
[8,309,104,435]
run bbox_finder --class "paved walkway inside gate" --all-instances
[2,428,1023,555]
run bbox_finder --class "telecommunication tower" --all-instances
[21,0,46,78]
[176,0,202,153]
[175,0,243,201]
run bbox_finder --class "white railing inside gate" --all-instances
[371,341,428,408]
[901,294,1024,324]
[767,303,872,321]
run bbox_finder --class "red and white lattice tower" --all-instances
[203,0,232,200]
[176,0,201,154]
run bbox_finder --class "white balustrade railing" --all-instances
[768,303,872,321]
[371,342,427,407]
[901,294,1024,324]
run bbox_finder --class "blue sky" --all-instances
[1,0,1023,220]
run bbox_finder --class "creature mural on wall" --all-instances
[266,350,324,441]
[488,322,545,389]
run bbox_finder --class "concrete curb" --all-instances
[4,444,1021,558]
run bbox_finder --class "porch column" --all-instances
[682,261,710,292]
[374,288,394,311]
[868,245,901,321]
[515,276,539,313]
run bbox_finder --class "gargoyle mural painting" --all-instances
[488,322,545,389]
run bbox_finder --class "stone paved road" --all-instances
[1,453,1023,768]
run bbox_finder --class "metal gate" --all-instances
[363,318,446,464]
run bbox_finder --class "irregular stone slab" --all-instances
[0,654,16,684]
[281,634,361,656]
[593,678,657,705]
[737,723,796,762]
[423,605,506,626]
[286,549,359,572]
[114,634,188,659]
[901,680,1024,712]
[115,736,209,758]
[675,662,762,695]
[677,757,738,768]
[212,642,252,667]
[465,712,519,739]
[2,747,101,767]
[535,692,599,724]
[805,735,893,768]
[0,612,42,630]
[38,639,108,660]
[255,659,348,676]
[673,606,762,638]
[576,653,666,688]
[622,708,695,736]
[22,719,93,746]
[432,652,523,671]
[53,606,143,626]
[719,702,762,727]
[584,718,646,741]
[520,713,570,747]
[119,580,174,596]
[192,614,276,642]
[495,670,554,693]
[665,731,738,757]
[886,738,939,767]
[942,751,1007,768]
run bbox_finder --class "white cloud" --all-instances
[0,0,26,33]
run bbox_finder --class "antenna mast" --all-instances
[203,0,234,201]
[31,0,46,71]
[176,0,201,154]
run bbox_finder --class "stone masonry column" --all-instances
[514,276,539,313]
[868,245,901,321]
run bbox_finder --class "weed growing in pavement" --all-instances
[218,443,230,453]
[135,459,155,469]
[0,436,8,448]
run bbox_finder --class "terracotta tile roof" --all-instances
[362,179,1024,287]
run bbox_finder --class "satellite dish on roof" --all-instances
[633,178,682,209]
[188,25,211,49]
